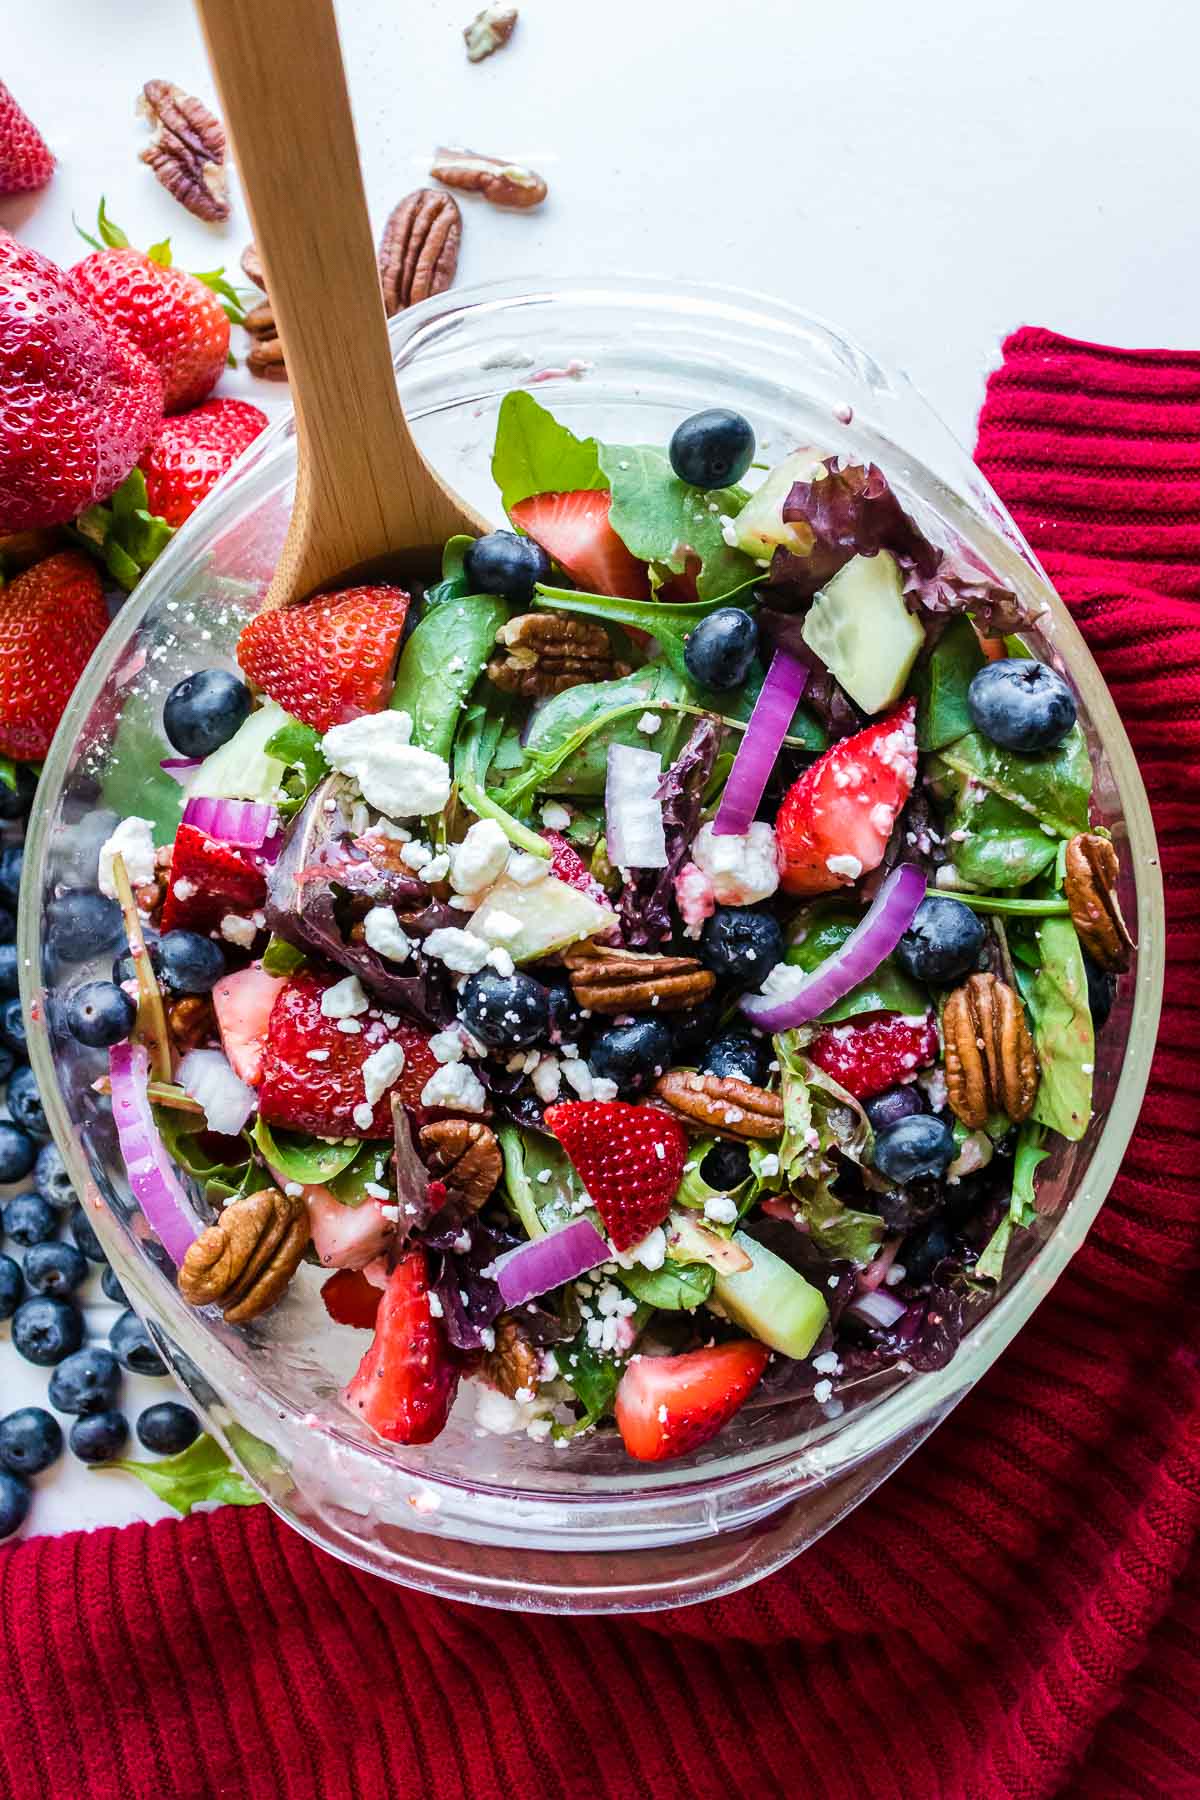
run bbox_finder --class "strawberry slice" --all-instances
[159,823,267,936]
[543,1100,687,1252]
[615,1341,769,1462]
[509,490,650,599]
[211,965,287,1086]
[775,699,918,896]
[257,967,438,1139]
[341,1250,459,1444]
[808,1009,939,1100]
[321,1268,383,1330]
[236,584,411,733]
[543,830,610,908]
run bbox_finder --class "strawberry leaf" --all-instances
[72,468,173,594]
[194,266,252,326]
[95,196,130,249]
[147,238,173,267]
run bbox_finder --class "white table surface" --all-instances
[2,0,1191,1537]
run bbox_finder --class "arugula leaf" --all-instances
[389,595,508,761]
[912,617,984,752]
[492,391,607,515]
[975,1120,1048,1280]
[497,1125,585,1237]
[264,718,328,820]
[251,1117,360,1184]
[597,443,756,602]
[1013,916,1094,1142]
[98,1433,262,1516]
[785,910,927,1022]
[776,1033,872,1182]
[934,724,1092,839]
[790,1188,884,1264]
[261,935,307,977]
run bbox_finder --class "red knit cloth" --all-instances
[3,329,1199,1800]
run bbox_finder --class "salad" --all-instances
[65,392,1133,1463]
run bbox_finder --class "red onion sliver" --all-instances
[108,1040,199,1267]
[712,648,810,837]
[493,1217,609,1308]
[161,757,203,786]
[845,1287,907,1330]
[741,861,927,1031]
[182,795,278,850]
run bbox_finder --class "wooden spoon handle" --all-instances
[194,0,486,605]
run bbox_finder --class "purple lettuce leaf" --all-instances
[617,715,721,948]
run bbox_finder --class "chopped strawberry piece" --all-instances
[341,1250,459,1444]
[307,1188,395,1270]
[509,489,650,599]
[808,1010,939,1100]
[321,1268,383,1330]
[543,1100,687,1252]
[775,699,918,897]
[615,1341,769,1462]
[543,831,610,908]
[236,584,411,733]
[211,965,287,1085]
[158,823,267,936]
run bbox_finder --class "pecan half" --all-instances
[431,145,547,210]
[241,243,267,291]
[481,1316,539,1399]
[179,1189,310,1324]
[246,337,287,383]
[943,973,1039,1129]
[166,994,216,1055]
[654,1071,783,1140]
[419,1119,501,1210]
[138,80,230,223]
[487,612,630,697]
[464,4,519,62]
[562,943,715,1014]
[1065,833,1133,973]
[378,188,463,315]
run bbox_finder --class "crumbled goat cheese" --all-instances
[616,1226,667,1271]
[487,947,516,978]
[363,907,413,963]
[703,1195,738,1224]
[320,974,369,1018]
[539,801,572,831]
[362,1040,407,1107]
[507,850,550,886]
[472,1381,552,1437]
[420,1062,487,1112]
[422,927,491,975]
[674,861,716,938]
[352,1102,374,1131]
[691,820,779,904]
[337,1019,363,1035]
[427,1290,445,1318]
[825,853,863,880]
[450,818,510,894]
[399,840,432,871]
[531,1055,562,1102]
[812,1379,834,1404]
[172,878,197,902]
[428,1027,465,1064]
[423,853,450,882]
[636,712,662,736]
[812,1350,841,1375]
[98,816,157,900]
[219,913,257,949]
[756,1152,780,1179]
[322,711,451,818]
[476,907,522,943]
[560,1060,618,1103]
[307,1049,330,1063]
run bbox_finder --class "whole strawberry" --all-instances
[142,398,269,527]
[0,82,53,195]
[544,1100,688,1251]
[0,233,163,533]
[237,585,411,732]
[0,552,109,759]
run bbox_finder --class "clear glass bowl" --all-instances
[21,278,1164,1612]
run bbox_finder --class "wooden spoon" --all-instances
[193,0,490,611]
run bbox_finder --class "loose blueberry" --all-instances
[458,971,550,1050]
[2,1190,54,1244]
[6,1064,48,1138]
[0,765,37,822]
[966,657,1078,753]
[23,1240,88,1299]
[872,1115,957,1183]
[683,607,759,692]
[34,1142,75,1211]
[904,1220,955,1284]
[112,929,161,989]
[155,930,226,996]
[136,1401,201,1455]
[69,1410,129,1463]
[589,1019,673,1095]
[463,530,551,605]
[69,1203,107,1264]
[894,896,985,985]
[0,996,27,1057]
[0,1469,30,1539]
[546,982,585,1044]
[699,1140,752,1190]
[100,1264,129,1307]
[163,669,253,758]
[0,1122,36,1185]
[0,1407,63,1476]
[670,998,721,1062]
[66,980,137,1049]
[0,903,15,947]
[47,889,125,963]
[0,1045,13,1088]
[700,907,784,985]
[11,1295,84,1365]
[109,1309,166,1375]
[668,408,755,489]
[0,944,18,998]
[700,1029,769,1086]
[1083,950,1115,1031]
[49,1346,121,1416]
[864,1085,925,1133]
[0,843,22,908]
[0,1254,21,1320]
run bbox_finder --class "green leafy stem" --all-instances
[927,889,1070,917]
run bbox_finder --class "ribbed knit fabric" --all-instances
[2,328,1199,1800]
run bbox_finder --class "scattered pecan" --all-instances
[1065,833,1134,973]
[481,1316,540,1399]
[138,80,230,223]
[487,612,630,698]
[464,4,519,61]
[133,844,173,925]
[378,189,462,316]
[241,243,267,291]
[562,943,714,1014]
[419,1119,502,1210]
[165,994,215,1055]
[246,337,287,383]
[943,973,1039,1130]
[654,1071,783,1140]
[179,1189,310,1324]
[431,145,547,211]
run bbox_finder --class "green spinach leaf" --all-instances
[935,724,1092,838]
[389,595,508,761]
[557,1335,623,1428]
[617,1259,714,1311]
[597,443,755,602]
[534,582,721,681]
[940,782,1061,891]
[0,758,18,793]
[500,663,691,803]
[912,617,985,752]
[327,1143,394,1207]
[156,1111,253,1189]
[251,1117,360,1184]
[264,718,329,819]
[497,1125,584,1237]
[492,391,606,515]
[455,702,550,855]
[98,1433,262,1516]
[975,1120,1048,1280]
[100,689,185,845]
[1014,916,1094,1142]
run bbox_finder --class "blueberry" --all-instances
[6,1064,47,1138]
[0,997,27,1057]
[546,982,585,1044]
[163,669,253,758]
[700,907,784,985]
[458,971,550,1050]
[0,944,18,998]
[0,1122,36,1185]
[683,608,759,691]
[895,896,985,985]
[589,1019,673,1095]
[0,902,14,946]
[699,1140,752,1190]
[49,1346,121,1416]
[872,1115,957,1183]
[0,843,23,908]
[69,1203,107,1264]
[66,980,137,1049]
[0,1046,12,1088]
[0,765,37,822]
[0,1407,63,1475]
[69,1410,129,1463]
[0,1469,30,1538]
[670,998,721,1062]
[109,1309,166,1375]
[700,1029,769,1086]
[463,530,551,605]
[136,1401,201,1455]
[904,1221,954,1284]
[865,1085,924,1133]
[113,928,159,989]
[668,408,755,489]
[48,889,125,963]
[1083,951,1115,1031]
[35,1141,75,1211]
[156,930,226,996]
[23,1240,88,1299]
[2,1190,54,1244]
[966,657,1078,753]
[11,1295,83,1365]
[0,1253,21,1319]
[101,1264,129,1307]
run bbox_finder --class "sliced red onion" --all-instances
[605,743,667,869]
[176,1049,257,1137]
[182,796,278,851]
[845,1287,907,1330]
[161,757,203,786]
[713,648,810,837]
[493,1216,609,1308]
[108,1040,199,1267]
[741,861,927,1031]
